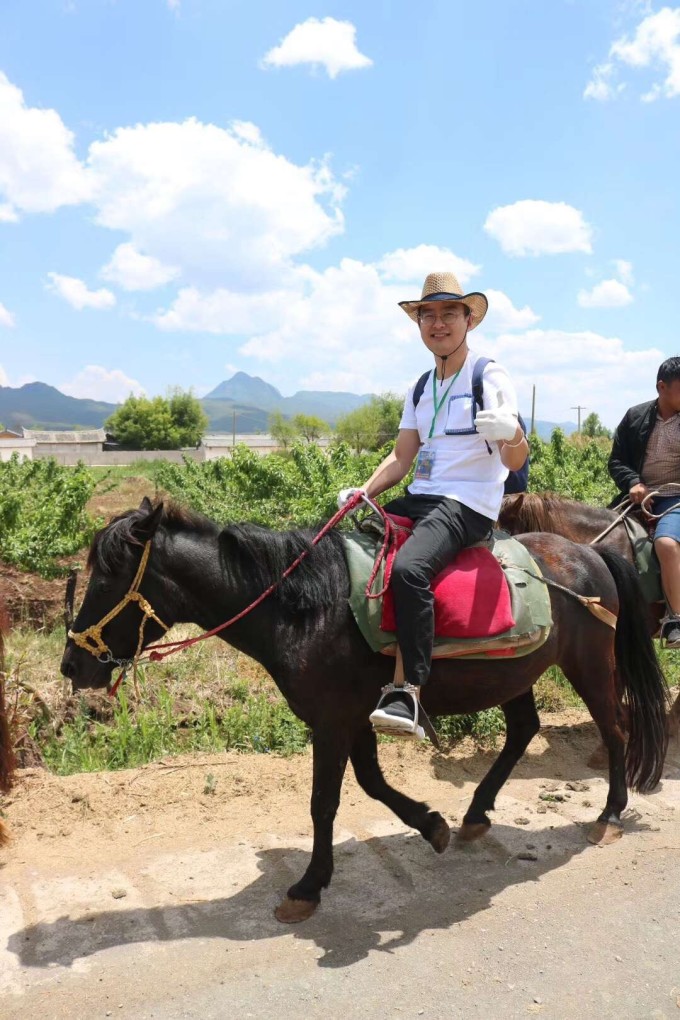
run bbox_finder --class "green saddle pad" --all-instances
[341,528,553,660]
[623,516,663,603]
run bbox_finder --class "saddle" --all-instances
[342,514,553,661]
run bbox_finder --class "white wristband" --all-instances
[503,433,526,449]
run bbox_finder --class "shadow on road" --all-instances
[8,814,654,972]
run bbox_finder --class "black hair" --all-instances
[656,357,680,385]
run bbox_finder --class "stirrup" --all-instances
[660,613,680,648]
[370,683,425,740]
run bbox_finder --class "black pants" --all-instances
[384,493,494,687]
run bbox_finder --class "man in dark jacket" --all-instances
[609,356,680,646]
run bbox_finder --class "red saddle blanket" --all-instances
[380,515,515,639]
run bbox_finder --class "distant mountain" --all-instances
[0,382,118,431]
[204,372,282,409]
[533,420,578,440]
[204,372,372,424]
[0,374,579,437]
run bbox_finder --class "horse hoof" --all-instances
[586,745,608,770]
[587,820,623,846]
[456,821,491,843]
[427,815,451,854]
[274,897,319,924]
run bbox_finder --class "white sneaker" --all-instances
[369,684,426,740]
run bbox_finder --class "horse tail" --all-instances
[596,546,669,792]
[0,615,16,797]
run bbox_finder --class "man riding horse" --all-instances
[337,271,528,741]
[609,356,680,648]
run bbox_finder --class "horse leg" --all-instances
[275,725,351,924]
[669,691,680,741]
[563,661,627,845]
[349,725,450,852]
[587,702,631,771]
[458,690,540,842]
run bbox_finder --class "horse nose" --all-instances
[60,648,76,680]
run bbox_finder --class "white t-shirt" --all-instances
[399,351,519,520]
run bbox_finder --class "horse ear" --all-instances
[139,496,154,513]
[133,501,164,543]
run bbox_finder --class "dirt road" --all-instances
[2,714,680,1020]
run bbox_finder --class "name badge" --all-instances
[414,445,436,480]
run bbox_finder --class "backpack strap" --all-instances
[471,356,493,415]
[412,370,431,409]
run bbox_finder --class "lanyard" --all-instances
[428,366,463,439]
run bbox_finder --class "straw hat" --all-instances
[399,271,488,330]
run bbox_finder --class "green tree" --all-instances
[105,390,208,450]
[268,410,297,449]
[168,388,209,447]
[581,412,612,439]
[291,413,331,443]
[106,395,179,450]
[335,394,403,453]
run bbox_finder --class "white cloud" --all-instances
[0,71,91,219]
[60,365,146,402]
[488,329,663,426]
[583,62,625,100]
[260,17,373,79]
[86,118,345,290]
[377,245,481,287]
[47,272,116,310]
[101,242,180,291]
[484,200,593,256]
[585,7,680,101]
[613,258,634,285]
[0,301,15,327]
[0,203,19,222]
[152,284,293,334]
[152,249,539,399]
[578,278,634,308]
[484,289,540,331]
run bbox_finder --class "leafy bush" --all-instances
[0,456,98,576]
[528,429,616,504]
[154,441,404,527]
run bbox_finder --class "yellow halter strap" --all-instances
[68,540,169,663]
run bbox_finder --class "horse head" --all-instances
[60,497,170,692]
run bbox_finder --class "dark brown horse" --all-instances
[498,492,636,558]
[0,604,16,846]
[61,500,668,921]
[499,491,680,735]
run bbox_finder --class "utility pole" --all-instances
[571,405,587,433]
[530,384,536,435]
[232,409,236,448]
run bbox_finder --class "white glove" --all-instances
[337,486,367,510]
[474,406,519,442]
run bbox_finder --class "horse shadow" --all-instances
[8,815,654,973]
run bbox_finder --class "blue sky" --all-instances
[1,0,680,425]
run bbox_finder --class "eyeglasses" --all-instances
[418,309,467,326]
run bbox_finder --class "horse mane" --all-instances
[222,524,348,613]
[88,500,218,574]
[499,492,582,541]
[87,500,348,613]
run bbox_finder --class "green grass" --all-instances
[90,460,170,484]
[36,682,310,775]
